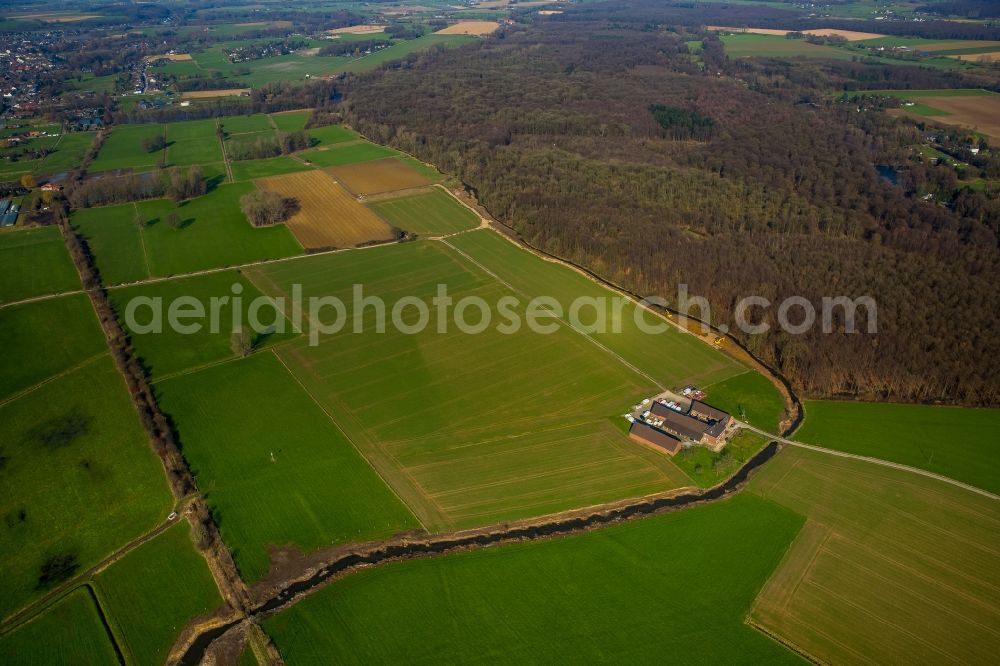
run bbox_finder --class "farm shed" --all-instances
[650,402,707,441]
[689,400,730,423]
[628,421,682,456]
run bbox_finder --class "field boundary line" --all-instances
[439,235,665,390]
[0,350,108,409]
[133,202,153,278]
[743,424,1000,500]
[269,349,429,532]
[0,287,85,309]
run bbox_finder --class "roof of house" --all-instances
[689,399,730,423]
[705,419,728,438]
[629,421,682,455]
[650,402,706,440]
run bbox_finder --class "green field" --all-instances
[158,352,420,582]
[305,124,358,147]
[721,34,856,60]
[31,132,96,178]
[219,114,273,135]
[749,445,1000,664]
[796,400,1000,494]
[264,493,803,663]
[671,429,770,487]
[0,294,106,401]
[0,588,119,665]
[270,111,311,133]
[165,118,224,167]
[299,141,400,167]
[370,189,479,236]
[94,521,222,665]
[230,156,313,181]
[247,239,701,531]
[705,371,786,432]
[90,124,166,173]
[75,183,301,281]
[110,270,296,380]
[0,226,81,303]
[0,357,171,618]
[862,88,995,98]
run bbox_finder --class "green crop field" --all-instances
[0,227,81,303]
[109,270,296,380]
[71,203,147,285]
[796,400,1000,493]
[0,357,171,618]
[721,34,855,60]
[94,522,222,665]
[705,371,786,432]
[306,124,358,147]
[270,111,311,133]
[34,131,96,177]
[165,118,224,167]
[158,352,419,582]
[264,493,803,663]
[0,588,118,665]
[300,141,399,167]
[230,156,313,181]
[749,445,1000,664]
[339,34,477,74]
[247,239,699,531]
[0,294,106,401]
[219,114,273,135]
[445,229,749,389]
[370,189,479,236]
[90,124,166,173]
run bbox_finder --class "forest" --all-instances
[338,13,1000,406]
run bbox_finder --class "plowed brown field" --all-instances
[326,158,433,196]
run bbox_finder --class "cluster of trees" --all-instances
[239,189,298,227]
[65,166,206,208]
[339,16,1000,405]
[319,39,392,57]
[226,129,311,161]
[225,38,309,63]
[648,104,715,141]
[142,134,167,153]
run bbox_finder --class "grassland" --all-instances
[705,371,786,432]
[306,124,358,147]
[247,240,699,531]
[0,588,118,665]
[74,184,301,282]
[158,352,420,582]
[327,157,433,196]
[90,124,166,173]
[220,114,273,135]
[270,111,311,133]
[94,522,222,665]
[749,445,1000,664]
[299,141,400,167]
[0,357,171,619]
[721,34,856,60]
[0,226,81,303]
[230,156,313,181]
[796,400,1000,493]
[0,131,100,180]
[369,189,479,236]
[671,429,770,488]
[264,493,803,663]
[257,170,395,248]
[164,118,224,167]
[109,270,295,380]
[0,294,105,401]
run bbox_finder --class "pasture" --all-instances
[369,189,480,236]
[305,124,357,147]
[230,156,313,181]
[89,124,166,173]
[220,114,273,135]
[164,118,224,167]
[796,400,1000,494]
[0,588,118,665]
[749,445,1000,664]
[110,270,296,380]
[270,111,311,133]
[0,294,105,401]
[721,34,856,60]
[445,229,748,389]
[671,430,769,488]
[0,226,80,303]
[94,522,222,665]
[158,352,420,582]
[264,494,802,663]
[1,131,98,180]
[247,241,694,531]
[327,157,433,195]
[71,203,149,285]
[704,371,786,432]
[299,141,400,167]
[0,357,171,619]
[256,170,395,249]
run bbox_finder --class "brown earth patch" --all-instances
[326,158,433,196]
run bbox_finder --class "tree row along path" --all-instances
[50,203,278,666]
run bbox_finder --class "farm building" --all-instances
[644,399,733,447]
[628,421,682,456]
[0,199,18,226]
[689,400,729,423]
[650,402,707,440]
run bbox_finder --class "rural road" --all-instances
[739,423,1000,501]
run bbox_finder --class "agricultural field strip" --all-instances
[744,424,1000,500]
[0,350,107,409]
[0,287,85,309]
[269,349,428,531]
[440,234,664,390]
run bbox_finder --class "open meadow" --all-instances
[721,34,856,60]
[0,357,171,619]
[0,588,118,665]
[157,352,420,582]
[264,493,803,663]
[749,446,1000,664]
[230,156,313,181]
[257,170,395,248]
[299,141,400,167]
[369,189,480,236]
[89,124,166,173]
[164,118,224,167]
[0,227,81,303]
[327,157,433,196]
[704,371,787,432]
[94,521,222,665]
[246,239,718,531]
[796,400,1000,494]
